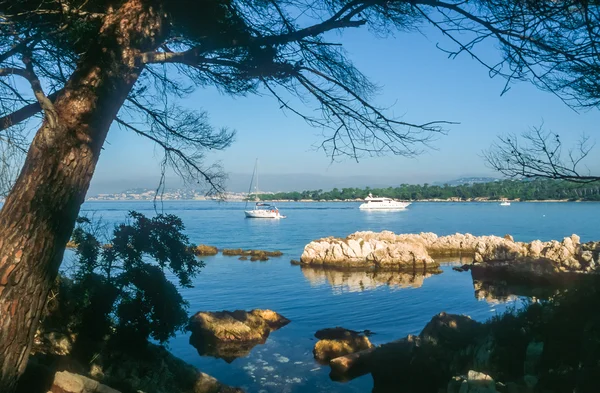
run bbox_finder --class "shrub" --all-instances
[55,212,204,359]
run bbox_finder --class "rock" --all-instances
[188,309,290,362]
[453,264,471,272]
[222,249,282,257]
[312,327,373,362]
[49,371,120,393]
[194,245,218,256]
[238,256,248,260]
[329,346,377,380]
[300,231,596,277]
[300,232,441,271]
[96,344,243,393]
[523,375,538,389]
[36,331,73,356]
[249,255,268,261]
[420,312,482,350]
[524,341,543,375]
[290,259,301,265]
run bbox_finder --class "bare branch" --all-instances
[484,125,600,184]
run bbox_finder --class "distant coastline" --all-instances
[82,197,594,203]
[85,178,600,203]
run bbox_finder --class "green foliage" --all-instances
[63,212,203,356]
[258,179,600,202]
[483,284,600,391]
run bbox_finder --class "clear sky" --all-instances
[89,23,600,194]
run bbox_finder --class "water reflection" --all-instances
[469,268,600,303]
[189,334,270,363]
[301,267,440,293]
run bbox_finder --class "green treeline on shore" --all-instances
[257,179,600,202]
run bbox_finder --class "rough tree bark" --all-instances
[0,1,166,390]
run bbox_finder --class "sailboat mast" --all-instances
[256,159,259,196]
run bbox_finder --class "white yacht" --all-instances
[244,159,286,219]
[500,201,511,206]
[245,203,286,219]
[359,193,411,210]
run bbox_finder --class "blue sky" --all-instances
[90,23,600,193]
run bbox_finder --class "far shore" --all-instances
[83,198,596,203]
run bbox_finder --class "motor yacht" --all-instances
[359,193,410,210]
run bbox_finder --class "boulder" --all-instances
[419,312,482,350]
[188,309,290,362]
[49,371,120,393]
[312,327,373,362]
[194,245,218,256]
[96,344,243,393]
[447,371,498,393]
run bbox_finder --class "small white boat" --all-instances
[359,193,410,210]
[500,201,511,206]
[244,159,286,219]
[245,203,286,219]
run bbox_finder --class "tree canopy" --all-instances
[0,0,599,193]
[257,179,600,202]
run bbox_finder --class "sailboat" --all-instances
[244,159,286,219]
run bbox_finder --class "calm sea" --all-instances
[72,201,600,393]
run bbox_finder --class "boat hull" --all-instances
[359,202,411,210]
[244,210,285,219]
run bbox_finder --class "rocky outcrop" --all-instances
[329,312,484,387]
[194,245,218,256]
[300,231,440,270]
[222,249,283,257]
[447,371,498,393]
[188,309,290,362]
[300,231,600,276]
[222,249,283,261]
[301,266,437,292]
[95,344,244,393]
[313,327,373,362]
[21,343,243,393]
[49,371,120,393]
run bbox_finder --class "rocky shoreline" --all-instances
[300,231,600,277]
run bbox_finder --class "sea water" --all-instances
[72,201,599,392]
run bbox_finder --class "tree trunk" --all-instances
[0,1,165,391]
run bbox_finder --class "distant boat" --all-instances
[244,159,286,219]
[500,201,511,206]
[359,193,410,210]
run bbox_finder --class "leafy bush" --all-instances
[56,212,203,358]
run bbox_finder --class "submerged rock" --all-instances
[222,249,283,257]
[188,309,290,362]
[313,327,374,362]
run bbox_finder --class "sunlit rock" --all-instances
[312,327,373,362]
[300,231,599,276]
[188,309,290,362]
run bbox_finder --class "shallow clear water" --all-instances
[75,201,600,392]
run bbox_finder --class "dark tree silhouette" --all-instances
[0,1,598,390]
[485,126,600,183]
